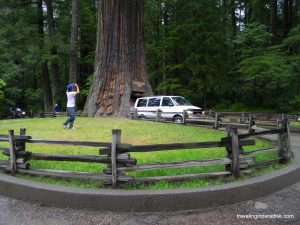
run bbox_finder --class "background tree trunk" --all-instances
[244,0,252,26]
[69,0,79,83]
[269,0,277,44]
[41,64,53,111]
[288,0,293,30]
[283,0,293,37]
[45,0,60,106]
[230,0,237,37]
[84,0,153,117]
[38,0,52,111]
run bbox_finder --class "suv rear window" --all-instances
[147,97,161,107]
[137,99,147,107]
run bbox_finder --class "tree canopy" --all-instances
[0,0,299,113]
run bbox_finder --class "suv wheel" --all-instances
[172,115,183,123]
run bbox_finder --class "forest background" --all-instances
[0,0,299,114]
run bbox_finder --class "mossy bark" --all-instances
[84,0,152,117]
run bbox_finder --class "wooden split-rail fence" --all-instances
[131,109,298,131]
[0,117,291,188]
[39,111,81,118]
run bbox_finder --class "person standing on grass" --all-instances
[54,103,59,113]
[63,83,80,129]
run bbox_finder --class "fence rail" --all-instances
[38,111,81,118]
[131,109,299,131]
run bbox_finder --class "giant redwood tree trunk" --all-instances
[84,0,153,117]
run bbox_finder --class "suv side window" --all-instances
[137,99,147,107]
[162,97,174,106]
[147,97,161,107]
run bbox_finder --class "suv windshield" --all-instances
[171,97,192,106]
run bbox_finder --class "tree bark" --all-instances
[269,0,277,44]
[244,0,252,26]
[283,0,293,37]
[45,0,60,106]
[230,0,237,37]
[288,0,293,30]
[84,0,153,117]
[69,0,79,83]
[202,73,207,110]
[41,63,53,111]
[296,0,300,24]
[37,0,52,111]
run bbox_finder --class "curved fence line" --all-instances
[0,116,292,188]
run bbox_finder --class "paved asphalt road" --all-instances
[0,134,299,225]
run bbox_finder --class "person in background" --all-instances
[54,103,59,113]
[63,83,80,129]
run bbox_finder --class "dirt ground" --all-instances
[0,177,299,225]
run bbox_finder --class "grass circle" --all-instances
[0,117,282,189]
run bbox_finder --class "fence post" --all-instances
[225,128,231,172]
[111,129,121,188]
[16,128,30,169]
[156,109,161,122]
[277,118,283,162]
[229,127,240,177]
[18,128,26,151]
[248,114,255,134]
[8,130,17,176]
[240,112,245,123]
[277,117,291,163]
[214,112,219,129]
[183,110,187,125]
[286,118,291,160]
[133,109,138,120]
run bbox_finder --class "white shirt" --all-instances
[66,92,77,107]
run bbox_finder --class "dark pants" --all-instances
[63,107,76,128]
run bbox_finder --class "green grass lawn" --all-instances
[291,121,300,128]
[0,117,284,189]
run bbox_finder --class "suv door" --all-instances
[160,97,175,119]
[146,97,161,118]
[135,98,148,118]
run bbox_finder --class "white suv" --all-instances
[133,96,203,122]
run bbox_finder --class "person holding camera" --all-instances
[63,83,80,129]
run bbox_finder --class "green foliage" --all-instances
[283,25,300,54]
[76,73,93,109]
[239,54,295,110]
[0,79,6,105]
[0,1,44,110]
[234,22,298,112]
[0,0,300,113]
[145,0,231,108]
[156,77,183,94]
[24,89,44,112]
[0,0,96,112]
[234,23,270,58]
[289,95,300,113]
[248,0,269,23]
